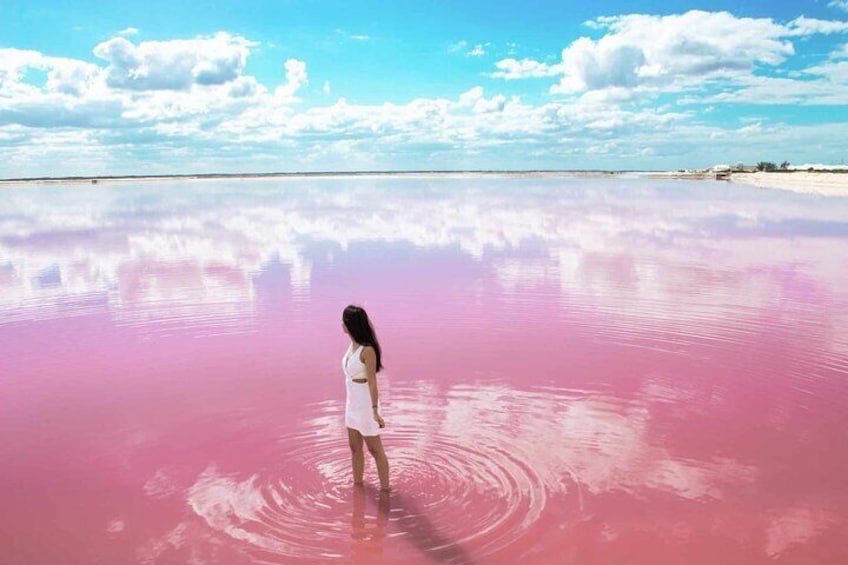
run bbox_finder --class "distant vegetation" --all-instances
[747,161,848,173]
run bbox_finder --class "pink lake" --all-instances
[1,177,847,564]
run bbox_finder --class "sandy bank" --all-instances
[731,172,848,197]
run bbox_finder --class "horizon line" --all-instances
[3,167,845,184]
[0,169,637,182]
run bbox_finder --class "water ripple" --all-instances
[186,386,588,562]
[183,381,775,562]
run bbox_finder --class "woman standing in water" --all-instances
[342,305,390,491]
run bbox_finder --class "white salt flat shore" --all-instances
[2,171,847,196]
[730,172,848,197]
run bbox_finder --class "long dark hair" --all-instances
[343,305,383,372]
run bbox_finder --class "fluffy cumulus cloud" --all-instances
[494,10,848,106]
[0,49,110,128]
[457,86,506,113]
[45,59,103,97]
[552,11,796,93]
[0,48,93,98]
[275,58,308,98]
[2,48,43,74]
[0,32,314,133]
[1,10,848,176]
[93,32,255,90]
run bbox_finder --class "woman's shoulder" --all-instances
[359,344,375,360]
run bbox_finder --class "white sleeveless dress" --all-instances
[343,343,381,436]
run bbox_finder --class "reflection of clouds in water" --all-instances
[309,381,758,503]
[106,519,125,534]
[109,258,258,333]
[186,468,273,549]
[539,238,847,358]
[136,522,191,565]
[184,464,348,560]
[1,179,846,344]
[765,507,837,558]
[131,379,848,563]
[143,468,180,500]
[437,384,756,500]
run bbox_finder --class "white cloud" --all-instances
[551,11,794,94]
[93,32,256,91]
[1,46,702,176]
[830,1,848,13]
[0,34,304,153]
[45,58,103,97]
[457,86,506,113]
[492,10,848,109]
[2,16,848,176]
[499,12,846,87]
[117,27,139,36]
[274,58,307,99]
[831,43,848,59]
[468,43,487,56]
[14,46,840,176]
[696,71,848,106]
[804,59,848,82]
[0,48,47,84]
[284,59,307,88]
[785,16,848,36]
[0,48,104,99]
[491,57,561,79]
[457,86,484,107]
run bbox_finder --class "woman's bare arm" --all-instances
[362,346,385,427]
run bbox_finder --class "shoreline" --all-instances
[729,171,848,197]
[1,170,847,196]
[0,170,622,186]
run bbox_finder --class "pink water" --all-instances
[1,178,847,564]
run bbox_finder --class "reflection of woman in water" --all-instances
[351,483,390,560]
[342,305,390,491]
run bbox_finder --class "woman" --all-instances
[342,305,390,491]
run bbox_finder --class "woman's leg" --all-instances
[363,435,390,491]
[347,427,365,485]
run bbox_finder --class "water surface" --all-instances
[1,177,847,563]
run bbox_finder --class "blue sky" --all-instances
[1,0,848,176]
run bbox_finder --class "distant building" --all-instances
[710,164,732,180]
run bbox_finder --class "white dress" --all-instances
[343,343,381,436]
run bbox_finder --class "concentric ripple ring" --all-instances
[186,384,585,562]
